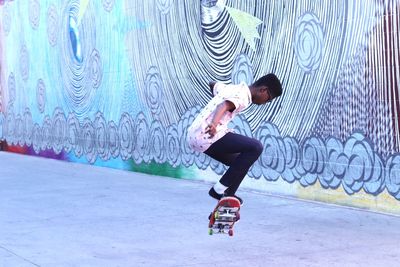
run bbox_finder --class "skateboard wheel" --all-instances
[228,229,233,236]
[214,211,219,219]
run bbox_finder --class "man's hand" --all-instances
[205,100,235,138]
[205,122,217,138]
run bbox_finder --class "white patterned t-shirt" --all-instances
[187,82,252,152]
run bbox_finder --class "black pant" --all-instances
[204,132,263,195]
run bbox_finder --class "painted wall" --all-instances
[0,0,400,214]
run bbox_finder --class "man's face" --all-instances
[253,86,272,105]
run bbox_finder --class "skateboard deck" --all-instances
[208,197,241,236]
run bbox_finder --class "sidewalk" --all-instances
[0,151,399,267]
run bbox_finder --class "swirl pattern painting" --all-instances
[0,0,400,211]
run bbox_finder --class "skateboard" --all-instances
[208,197,241,236]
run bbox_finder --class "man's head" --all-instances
[250,73,282,105]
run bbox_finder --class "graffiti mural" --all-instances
[0,0,400,211]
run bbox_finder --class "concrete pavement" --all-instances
[0,151,400,267]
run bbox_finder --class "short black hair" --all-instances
[253,73,282,98]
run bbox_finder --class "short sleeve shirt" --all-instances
[187,82,252,152]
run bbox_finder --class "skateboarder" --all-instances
[188,73,282,205]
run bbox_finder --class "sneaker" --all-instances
[208,187,223,201]
[209,187,244,206]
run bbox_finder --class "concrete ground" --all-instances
[0,152,400,267]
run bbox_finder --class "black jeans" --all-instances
[204,132,263,195]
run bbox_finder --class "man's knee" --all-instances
[251,139,264,157]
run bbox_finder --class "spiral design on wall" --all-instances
[108,120,119,159]
[386,154,400,199]
[2,1,400,204]
[7,72,16,105]
[4,109,14,145]
[257,122,285,181]
[32,123,41,154]
[66,112,82,156]
[47,4,59,47]
[36,79,46,113]
[342,133,380,195]
[166,123,181,167]
[2,104,399,199]
[144,67,164,116]
[127,0,353,143]
[3,2,12,36]
[20,44,30,82]
[294,12,324,73]
[178,106,198,167]
[42,115,52,150]
[15,114,23,146]
[300,137,326,186]
[23,108,33,146]
[200,6,240,80]
[29,0,40,30]
[133,112,150,164]
[89,49,103,89]
[52,108,67,154]
[60,0,98,116]
[82,117,96,164]
[281,136,302,184]
[364,155,385,195]
[149,120,166,163]
[119,112,135,161]
[94,112,109,161]
[321,137,344,189]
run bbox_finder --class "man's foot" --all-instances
[208,187,223,201]
[209,187,244,205]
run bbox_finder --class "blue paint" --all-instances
[68,15,83,63]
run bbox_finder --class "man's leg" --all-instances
[204,132,263,196]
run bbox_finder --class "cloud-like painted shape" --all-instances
[94,112,109,161]
[178,106,199,167]
[166,123,182,168]
[254,121,283,181]
[145,67,164,116]
[320,137,344,189]
[149,120,166,164]
[386,154,400,199]
[300,136,326,186]
[294,12,324,73]
[133,112,150,164]
[1,106,399,200]
[341,132,380,195]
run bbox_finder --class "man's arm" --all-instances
[205,100,235,138]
